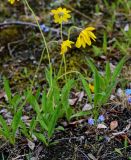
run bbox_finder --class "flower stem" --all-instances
[23,0,52,90]
[63,54,67,80]
[68,26,81,40]
[60,22,63,40]
[57,70,81,80]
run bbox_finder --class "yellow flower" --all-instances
[89,84,94,92]
[8,0,15,4]
[76,27,96,48]
[60,40,74,55]
[51,7,71,24]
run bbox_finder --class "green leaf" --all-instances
[105,62,111,85]
[46,88,54,112]
[27,94,40,114]
[70,111,91,119]
[34,132,48,146]
[41,90,47,113]
[97,72,106,91]
[114,148,123,156]
[35,88,41,100]
[103,32,107,54]
[61,79,74,120]
[66,107,73,121]
[87,58,97,74]
[29,117,37,134]
[56,126,65,131]
[3,77,11,103]
[94,70,101,106]
[11,94,23,110]
[100,81,117,105]
[45,68,53,88]
[61,79,74,107]
[11,109,22,136]
[48,106,60,138]
[38,117,48,131]
[111,56,126,82]
[80,75,92,103]
[0,116,10,138]
[20,121,30,139]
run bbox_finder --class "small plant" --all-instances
[3,77,23,113]
[92,31,108,56]
[113,28,131,55]
[0,108,22,144]
[81,56,126,120]
[23,74,77,145]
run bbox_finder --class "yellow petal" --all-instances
[87,31,96,41]
[81,31,91,46]
[76,36,82,48]
[85,27,95,31]
[89,84,94,92]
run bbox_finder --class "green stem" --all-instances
[19,0,53,110]
[23,0,52,90]
[57,70,81,80]
[30,48,45,90]
[60,22,63,40]
[63,54,67,80]
[68,26,81,40]
[57,57,63,78]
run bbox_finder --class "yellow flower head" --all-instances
[60,40,74,55]
[89,84,94,92]
[76,27,96,48]
[8,0,15,4]
[51,7,71,24]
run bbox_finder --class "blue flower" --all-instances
[40,24,50,32]
[128,97,131,103]
[88,118,95,125]
[97,115,105,123]
[125,89,131,95]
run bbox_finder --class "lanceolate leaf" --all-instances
[34,132,48,146]
[80,75,92,103]
[0,115,10,138]
[111,56,126,82]
[3,77,12,103]
[11,109,22,136]
[48,106,60,138]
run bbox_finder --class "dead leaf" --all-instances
[69,119,85,125]
[110,95,116,100]
[124,24,129,31]
[116,88,124,97]
[69,98,77,105]
[0,91,5,99]
[22,115,29,121]
[28,139,35,150]
[110,63,116,72]
[88,153,97,160]
[110,120,118,130]
[77,91,84,102]
[97,124,107,129]
[82,103,93,111]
